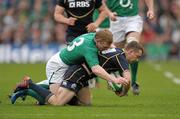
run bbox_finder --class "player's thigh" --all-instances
[110,18,126,43]
[49,87,75,106]
[125,15,143,39]
[77,87,92,105]
[49,83,60,94]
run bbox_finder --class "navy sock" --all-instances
[27,89,45,105]
[28,81,53,101]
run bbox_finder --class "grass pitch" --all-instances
[0,61,180,119]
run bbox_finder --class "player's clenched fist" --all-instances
[67,17,77,26]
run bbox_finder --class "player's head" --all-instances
[95,30,113,51]
[124,41,144,63]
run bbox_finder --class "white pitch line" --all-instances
[164,71,180,85]
[164,71,174,79]
[173,77,180,84]
[149,62,180,85]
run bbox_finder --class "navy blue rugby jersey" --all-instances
[57,0,102,33]
[98,48,129,75]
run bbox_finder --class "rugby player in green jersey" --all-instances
[100,0,154,95]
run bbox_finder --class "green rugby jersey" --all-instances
[107,0,139,17]
[60,33,99,68]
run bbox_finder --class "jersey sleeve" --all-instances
[95,0,102,8]
[57,0,65,7]
[84,50,99,68]
[116,54,129,71]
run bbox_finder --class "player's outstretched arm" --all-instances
[91,65,129,86]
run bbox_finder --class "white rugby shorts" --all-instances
[46,52,69,84]
[110,15,143,43]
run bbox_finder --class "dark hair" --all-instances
[125,41,144,54]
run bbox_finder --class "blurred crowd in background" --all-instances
[0,0,180,63]
[140,0,180,60]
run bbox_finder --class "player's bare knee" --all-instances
[51,101,65,106]
[126,37,139,44]
[48,97,66,106]
[78,96,92,106]
[79,100,92,106]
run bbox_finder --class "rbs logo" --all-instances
[69,1,90,8]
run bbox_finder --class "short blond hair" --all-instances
[95,30,113,44]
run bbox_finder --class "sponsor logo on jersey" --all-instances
[69,1,90,8]
[68,0,75,2]
[62,81,67,86]
[102,48,117,54]
[71,83,77,90]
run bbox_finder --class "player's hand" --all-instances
[86,23,97,32]
[67,17,77,26]
[113,77,129,86]
[115,82,130,97]
[109,12,117,21]
[147,10,154,20]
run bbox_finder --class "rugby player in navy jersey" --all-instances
[54,0,107,42]
[10,41,143,106]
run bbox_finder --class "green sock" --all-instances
[130,61,139,86]
[27,89,45,105]
[26,84,49,105]
[95,77,100,83]
[38,84,49,89]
